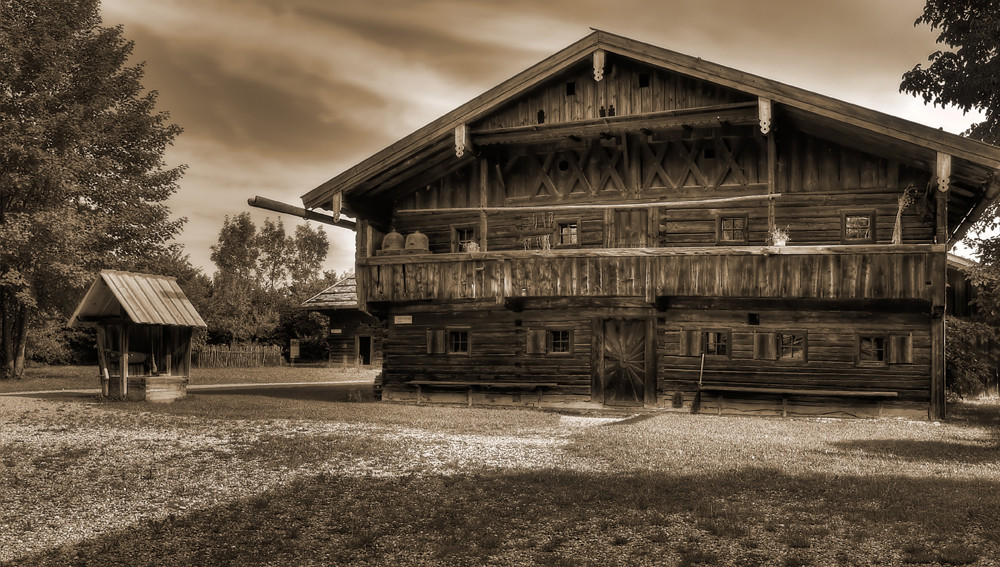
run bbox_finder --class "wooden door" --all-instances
[601,319,647,406]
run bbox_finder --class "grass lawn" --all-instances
[0,364,379,393]
[2,368,998,566]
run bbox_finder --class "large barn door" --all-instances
[600,319,648,406]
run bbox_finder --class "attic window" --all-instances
[537,109,545,124]
[703,147,716,160]
[638,73,650,88]
[565,81,576,96]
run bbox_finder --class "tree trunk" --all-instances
[0,292,28,381]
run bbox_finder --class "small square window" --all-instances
[452,226,479,252]
[704,331,728,356]
[843,212,875,243]
[638,73,650,88]
[548,330,571,354]
[718,215,748,244]
[556,222,579,246]
[448,330,469,355]
[858,335,886,366]
[565,81,576,96]
[778,333,806,361]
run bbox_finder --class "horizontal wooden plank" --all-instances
[697,385,898,397]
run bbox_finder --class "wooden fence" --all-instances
[193,344,284,368]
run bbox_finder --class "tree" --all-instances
[900,0,1000,145]
[0,0,185,379]
[205,213,330,347]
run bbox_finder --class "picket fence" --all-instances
[194,344,284,368]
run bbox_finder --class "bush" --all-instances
[945,318,999,397]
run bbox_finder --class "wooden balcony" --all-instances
[356,244,946,307]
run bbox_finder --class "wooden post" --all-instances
[767,132,777,243]
[95,326,109,397]
[931,189,948,420]
[120,322,129,398]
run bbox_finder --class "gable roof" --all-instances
[69,270,207,328]
[300,273,360,310]
[302,29,1000,242]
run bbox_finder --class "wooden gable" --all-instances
[303,30,1000,245]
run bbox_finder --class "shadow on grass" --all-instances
[10,466,1000,567]
[830,438,1000,464]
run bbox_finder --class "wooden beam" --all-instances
[395,192,780,215]
[758,97,772,135]
[358,243,947,267]
[455,123,472,158]
[593,49,605,81]
[936,152,952,193]
[248,196,356,230]
[471,104,759,146]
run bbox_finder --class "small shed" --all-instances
[69,270,207,402]
[301,273,383,365]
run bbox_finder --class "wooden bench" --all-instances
[697,384,898,417]
[406,380,560,406]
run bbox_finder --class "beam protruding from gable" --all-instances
[593,49,605,81]
[758,97,772,135]
[455,123,472,158]
[936,152,952,192]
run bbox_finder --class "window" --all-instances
[548,329,572,354]
[679,330,730,358]
[857,335,887,366]
[556,221,579,247]
[717,214,748,244]
[778,333,806,361]
[565,81,576,96]
[427,328,470,355]
[638,73,650,88]
[842,211,875,243]
[452,225,479,252]
[704,331,728,356]
[527,328,573,355]
[448,330,469,355]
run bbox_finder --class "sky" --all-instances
[98,0,984,276]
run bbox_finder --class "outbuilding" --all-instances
[69,270,207,402]
[301,273,383,366]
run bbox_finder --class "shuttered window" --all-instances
[680,330,729,357]
[527,328,573,355]
[426,330,446,355]
[857,335,887,366]
[526,329,547,354]
[679,330,701,356]
[778,333,806,361]
[888,334,914,364]
[753,332,777,360]
[427,329,470,355]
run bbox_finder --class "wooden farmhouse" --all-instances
[301,273,383,366]
[296,31,1000,418]
[69,270,207,402]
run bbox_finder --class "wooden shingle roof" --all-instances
[300,273,360,310]
[69,270,207,328]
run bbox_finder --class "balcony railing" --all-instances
[356,244,946,306]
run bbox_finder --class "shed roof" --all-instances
[69,270,207,328]
[300,273,360,310]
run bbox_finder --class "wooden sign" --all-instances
[394,315,413,324]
